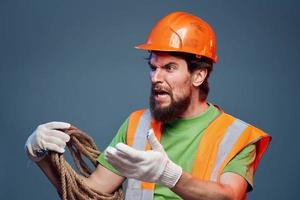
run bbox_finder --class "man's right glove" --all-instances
[105,129,182,188]
[25,121,71,161]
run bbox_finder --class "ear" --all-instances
[191,68,207,87]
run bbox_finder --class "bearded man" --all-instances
[25,11,271,200]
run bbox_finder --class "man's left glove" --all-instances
[105,129,182,188]
[25,121,71,161]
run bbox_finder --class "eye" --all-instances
[165,64,176,72]
[148,63,157,71]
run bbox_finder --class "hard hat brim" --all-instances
[135,43,217,63]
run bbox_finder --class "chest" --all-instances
[160,125,206,172]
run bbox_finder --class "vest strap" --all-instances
[125,107,271,200]
[125,109,156,200]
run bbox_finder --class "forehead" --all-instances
[149,52,187,66]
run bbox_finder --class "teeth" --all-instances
[157,93,168,96]
[156,92,167,95]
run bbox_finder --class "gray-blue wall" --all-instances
[1,0,299,199]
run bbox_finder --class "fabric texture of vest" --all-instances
[124,107,271,200]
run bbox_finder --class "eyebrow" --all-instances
[148,61,154,67]
[148,61,178,68]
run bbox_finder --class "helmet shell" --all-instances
[136,11,217,63]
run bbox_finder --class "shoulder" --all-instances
[220,109,268,135]
[127,108,151,122]
[218,110,271,155]
[128,108,149,117]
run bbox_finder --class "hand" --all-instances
[25,121,71,161]
[105,129,182,188]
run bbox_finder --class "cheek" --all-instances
[170,77,192,99]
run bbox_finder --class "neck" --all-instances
[180,99,209,119]
[180,93,209,118]
[178,86,209,118]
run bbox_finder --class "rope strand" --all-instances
[50,125,124,200]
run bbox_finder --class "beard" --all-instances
[150,85,191,123]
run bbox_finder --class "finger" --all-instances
[106,146,139,165]
[43,121,71,130]
[106,157,134,177]
[115,143,145,161]
[106,153,129,169]
[45,135,67,149]
[105,146,118,158]
[46,129,70,142]
[105,146,125,162]
[108,159,136,178]
[105,146,133,162]
[105,147,136,169]
[106,144,145,163]
[147,129,164,152]
[44,142,65,153]
[146,128,154,138]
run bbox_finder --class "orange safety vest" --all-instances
[124,108,271,200]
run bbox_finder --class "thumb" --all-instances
[147,129,164,152]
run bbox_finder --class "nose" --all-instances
[150,68,163,83]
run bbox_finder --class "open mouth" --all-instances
[152,85,171,101]
[154,90,169,96]
[153,89,171,101]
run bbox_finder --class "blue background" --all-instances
[1,0,299,199]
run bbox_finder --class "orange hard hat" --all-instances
[136,11,217,63]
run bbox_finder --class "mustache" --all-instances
[151,84,171,94]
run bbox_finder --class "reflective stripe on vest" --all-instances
[125,109,158,200]
[211,118,248,181]
[192,112,271,182]
[125,108,271,200]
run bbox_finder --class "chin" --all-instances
[155,102,171,110]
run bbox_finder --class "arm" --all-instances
[171,144,256,200]
[35,154,61,193]
[35,153,124,195]
[75,154,246,200]
[171,171,247,200]
[106,130,249,200]
[82,164,124,194]
[25,121,125,195]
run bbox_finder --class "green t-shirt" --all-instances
[97,103,256,199]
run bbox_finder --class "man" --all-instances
[25,11,271,200]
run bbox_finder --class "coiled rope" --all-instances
[49,125,124,200]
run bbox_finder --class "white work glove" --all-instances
[105,129,182,188]
[25,121,71,161]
